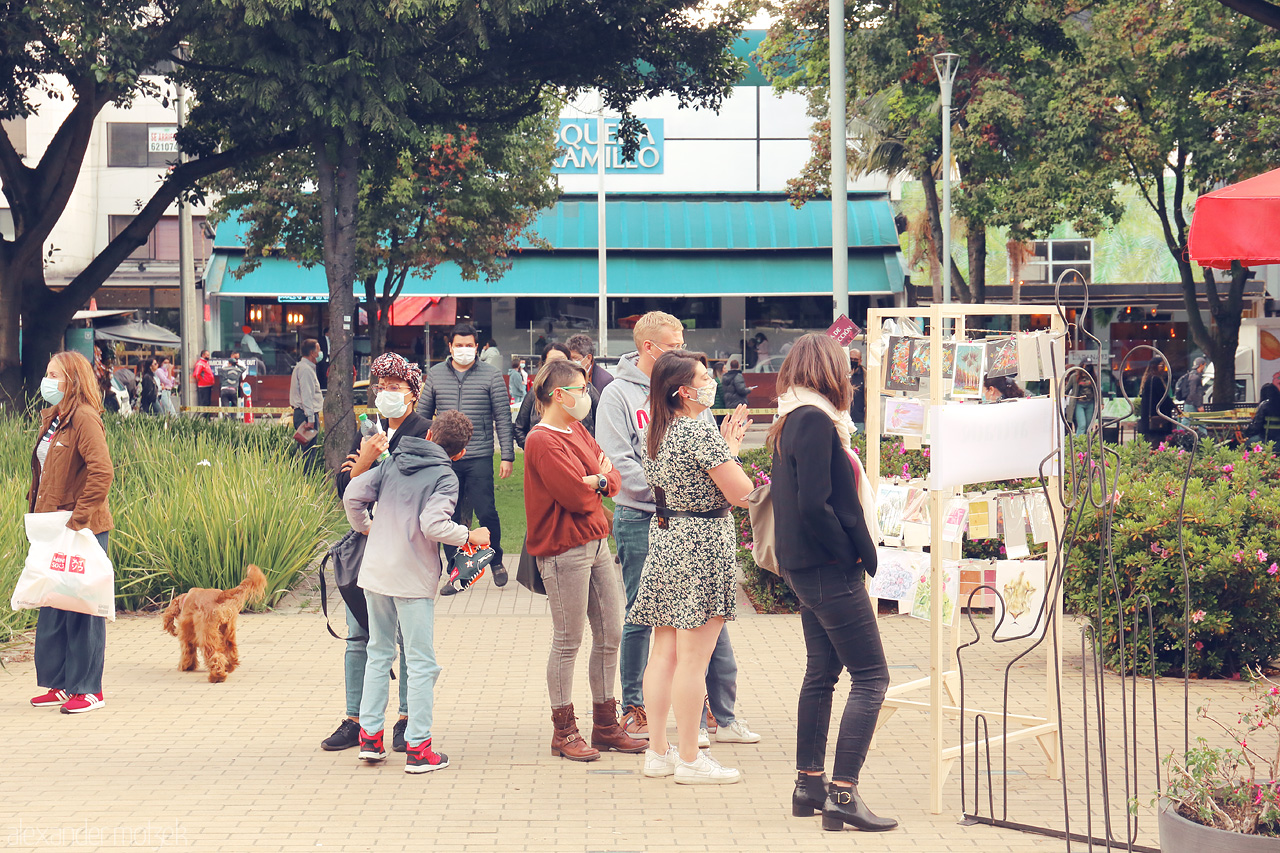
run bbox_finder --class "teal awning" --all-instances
[209,251,904,298]
[208,194,906,298]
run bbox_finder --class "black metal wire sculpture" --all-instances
[954,275,1193,851]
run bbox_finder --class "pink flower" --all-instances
[1194,641,1205,651]
[902,463,909,476]
[1251,490,1260,499]
[1258,550,1269,562]
[1223,463,1235,474]
[1077,452,1086,461]
[1269,564,1278,576]
[1256,444,1265,453]
[1191,610,1206,623]
[1234,552,1246,563]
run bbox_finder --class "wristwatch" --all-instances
[594,474,608,493]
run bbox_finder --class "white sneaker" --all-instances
[698,727,710,748]
[716,719,761,744]
[642,746,678,778]
[674,751,741,785]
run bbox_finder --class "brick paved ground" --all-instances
[1,573,1251,853]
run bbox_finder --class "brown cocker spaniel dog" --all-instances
[162,565,267,683]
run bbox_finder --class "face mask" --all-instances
[375,390,408,419]
[559,388,592,421]
[40,377,64,406]
[518,362,526,370]
[686,382,716,408]
[452,346,476,366]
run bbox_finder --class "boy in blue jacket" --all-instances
[342,410,489,773]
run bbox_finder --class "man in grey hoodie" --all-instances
[596,311,761,746]
[343,410,490,774]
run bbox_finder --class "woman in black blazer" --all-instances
[768,333,896,833]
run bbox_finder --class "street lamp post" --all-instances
[830,0,848,321]
[932,52,960,306]
[175,41,201,410]
[597,91,608,358]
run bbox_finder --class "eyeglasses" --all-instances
[556,385,588,395]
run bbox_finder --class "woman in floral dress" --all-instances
[628,350,753,785]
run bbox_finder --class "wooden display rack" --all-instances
[864,304,1067,815]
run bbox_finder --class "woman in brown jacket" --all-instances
[28,350,115,714]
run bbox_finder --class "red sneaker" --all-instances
[31,688,69,708]
[358,728,386,762]
[405,738,450,774]
[60,692,105,714]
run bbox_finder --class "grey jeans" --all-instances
[538,539,625,709]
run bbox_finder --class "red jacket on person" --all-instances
[193,358,216,389]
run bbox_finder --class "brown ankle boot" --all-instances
[591,699,647,754]
[551,705,600,762]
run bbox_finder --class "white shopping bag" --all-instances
[11,511,116,621]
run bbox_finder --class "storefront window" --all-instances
[609,297,720,330]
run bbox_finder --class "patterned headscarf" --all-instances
[370,352,423,398]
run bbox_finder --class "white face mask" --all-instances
[40,377,64,406]
[375,390,408,419]
[559,388,592,421]
[452,346,477,366]
[685,382,716,409]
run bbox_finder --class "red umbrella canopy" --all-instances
[1188,167,1280,270]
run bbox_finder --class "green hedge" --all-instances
[1,412,342,648]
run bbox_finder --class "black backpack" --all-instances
[319,530,368,638]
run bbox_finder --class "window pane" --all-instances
[1031,241,1049,260]
[107,123,147,167]
[154,218,180,260]
[1052,263,1091,284]
[108,215,152,260]
[1054,240,1092,261]
[1021,262,1050,284]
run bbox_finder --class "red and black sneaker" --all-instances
[405,738,450,774]
[31,688,69,708]
[60,692,105,714]
[357,728,386,762]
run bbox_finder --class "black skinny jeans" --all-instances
[783,563,889,785]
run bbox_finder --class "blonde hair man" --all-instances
[595,311,761,753]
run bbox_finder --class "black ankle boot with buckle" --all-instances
[792,772,829,817]
[822,784,899,832]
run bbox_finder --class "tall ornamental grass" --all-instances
[1,411,342,647]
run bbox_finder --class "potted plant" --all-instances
[1159,671,1280,850]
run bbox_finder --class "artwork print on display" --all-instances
[910,559,959,625]
[876,484,910,541]
[909,340,931,378]
[868,548,924,605]
[994,560,1048,640]
[952,342,985,397]
[985,338,1019,378]
[883,398,927,438]
[884,337,919,392]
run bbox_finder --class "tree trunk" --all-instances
[967,222,987,305]
[316,134,360,472]
[920,167,972,302]
[21,271,83,400]
[0,251,24,407]
[363,273,384,359]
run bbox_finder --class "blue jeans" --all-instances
[359,593,438,745]
[344,603,408,719]
[614,505,738,723]
[1074,401,1095,434]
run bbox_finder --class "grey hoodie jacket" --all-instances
[596,352,713,513]
[343,436,470,599]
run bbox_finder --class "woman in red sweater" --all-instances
[524,359,647,763]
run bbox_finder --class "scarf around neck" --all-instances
[776,387,881,545]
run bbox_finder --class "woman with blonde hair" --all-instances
[28,350,115,715]
[768,333,896,832]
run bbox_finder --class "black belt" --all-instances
[654,505,730,528]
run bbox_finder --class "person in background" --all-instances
[1066,364,1098,433]
[1246,383,1280,445]
[721,359,750,410]
[193,350,216,416]
[113,359,137,408]
[848,349,866,433]
[1136,361,1176,445]
[768,334,896,832]
[325,352,432,755]
[566,333,614,397]
[239,325,263,355]
[1177,356,1207,414]
[481,339,503,371]
[710,359,727,427]
[754,333,771,366]
[139,358,159,415]
[515,344,601,446]
[508,355,528,410]
[523,358,645,763]
[596,311,760,748]
[982,375,1026,402]
[28,350,114,715]
[627,350,754,785]
[219,352,246,416]
[415,323,515,587]
[344,410,487,774]
[289,339,324,467]
[154,355,179,415]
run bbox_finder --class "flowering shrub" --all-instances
[1162,671,1280,835]
[1065,439,1280,677]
